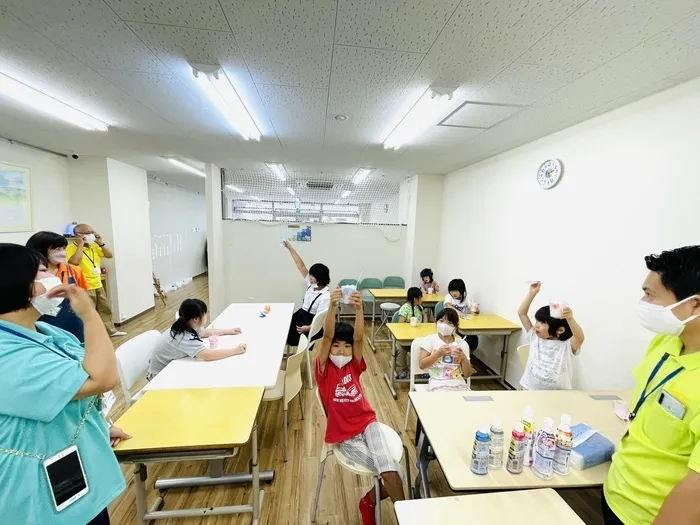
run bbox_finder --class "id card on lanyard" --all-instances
[629,353,683,421]
[82,245,101,276]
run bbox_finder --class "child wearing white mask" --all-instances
[316,288,405,524]
[419,308,472,391]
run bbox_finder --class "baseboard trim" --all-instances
[116,305,156,327]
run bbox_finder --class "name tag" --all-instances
[92,267,101,276]
[658,389,687,420]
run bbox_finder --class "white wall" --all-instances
[438,77,700,390]
[106,159,154,321]
[0,141,70,244]
[148,180,206,291]
[223,221,406,308]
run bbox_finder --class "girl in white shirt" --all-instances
[517,282,585,390]
[419,308,472,391]
[443,278,479,351]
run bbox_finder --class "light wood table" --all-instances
[395,489,585,524]
[410,389,631,498]
[367,289,444,351]
[114,387,266,524]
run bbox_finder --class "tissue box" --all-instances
[569,423,615,471]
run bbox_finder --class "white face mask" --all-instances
[49,249,67,264]
[83,233,96,244]
[637,295,699,336]
[437,322,455,337]
[330,354,352,368]
[31,277,64,317]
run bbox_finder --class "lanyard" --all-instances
[0,324,80,361]
[78,243,97,267]
[629,353,683,421]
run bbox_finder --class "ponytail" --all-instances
[170,299,208,340]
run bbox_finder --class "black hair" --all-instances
[448,278,467,301]
[309,263,330,287]
[436,307,459,327]
[332,321,354,345]
[420,268,434,282]
[171,299,208,340]
[407,286,423,308]
[0,243,45,315]
[645,246,700,301]
[26,231,68,258]
[534,306,573,341]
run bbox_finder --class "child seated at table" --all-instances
[419,308,472,391]
[419,268,439,294]
[517,282,584,390]
[443,278,479,351]
[395,287,424,379]
[317,288,405,524]
[147,299,246,379]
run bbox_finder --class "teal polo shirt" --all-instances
[0,320,125,524]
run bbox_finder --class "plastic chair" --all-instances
[311,389,411,523]
[116,330,161,408]
[404,338,430,430]
[360,278,384,319]
[305,309,328,389]
[382,276,405,288]
[263,336,307,461]
[433,300,445,317]
[518,344,530,370]
[392,310,401,323]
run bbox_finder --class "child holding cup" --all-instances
[517,282,585,390]
[394,287,424,379]
[420,268,439,294]
[419,308,472,391]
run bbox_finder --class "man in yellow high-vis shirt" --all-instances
[603,245,700,525]
[67,223,126,337]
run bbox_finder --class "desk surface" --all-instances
[144,302,294,390]
[388,315,519,341]
[113,387,264,455]
[395,489,584,524]
[369,288,444,304]
[411,389,631,491]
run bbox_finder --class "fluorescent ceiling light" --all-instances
[383,87,454,150]
[266,162,287,181]
[0,72,108,131]
[251,196,262,201]
[352,168,374,185]
[166,157,206,177]
[192,65,261,141]
[226,184,244,193]
[286,187,295,196]
[341,190,352,198]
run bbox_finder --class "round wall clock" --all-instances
[537,159,563,189]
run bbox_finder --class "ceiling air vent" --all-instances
[305,180,336,191]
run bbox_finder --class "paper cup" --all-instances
[208,334,219,349]
[341,284,357,304]
[427,287,434,295]
[549,301,566,318]
[410,316,418,327]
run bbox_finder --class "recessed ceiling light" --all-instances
[352,167,374,185]
[286,187,295,196]
[266,162,287,181]
[334,114,348,121]
[226,184,244,193]
[165,157,206,178]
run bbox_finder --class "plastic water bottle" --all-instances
[522,405,535,466]
[553,414,573,475]
[532,417,556,480]
[488,419,504,469]
[506,422,526,474]
[470,425,490,475]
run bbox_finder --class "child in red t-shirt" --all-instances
[316,288,405,525]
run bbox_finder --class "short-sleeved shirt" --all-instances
[66,243,104,290]
[148,329,206,379]
[398,302,423,323]
[0,320,125,525]
[421,281,439,293]
[420,333,470,389]
[520,328,577,390]
[443,293,472,313]
[302,275,330,315]
[604,335,700,525]
[56,263,89,290]
[315,356,377,443]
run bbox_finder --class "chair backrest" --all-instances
[308,308,328,351]
[409,337,428,393]
[284,343,307,406]
[359,278,383,290]
[517,344,530,370]
[391,310,401,323]
[116,330,161,406]
[382,276,405,289]
[315,387,327,418]
[434,300,445,317]
[338,278,358,287]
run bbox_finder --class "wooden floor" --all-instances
[109,275,605,525]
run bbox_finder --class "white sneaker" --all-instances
[111,331,127,337]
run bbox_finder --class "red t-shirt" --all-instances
[315,356,377,443]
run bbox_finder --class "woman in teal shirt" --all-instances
[0,244,125,524]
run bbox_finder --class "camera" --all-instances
[71,154,79,159]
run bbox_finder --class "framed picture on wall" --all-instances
[0,162,31,232]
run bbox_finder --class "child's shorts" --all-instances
[338,422,405,482]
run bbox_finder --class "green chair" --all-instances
[434,300,445,317]
[382,276,405,289]
[359,278,383,290]
[391,310,401,323]
[338,278,358,287]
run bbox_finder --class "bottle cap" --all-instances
[524,405,534,417]
[492,419,503,430]
[543,417,554,430]
[560,413,571,425]
[514,422,525,434]
[478,424,489,434]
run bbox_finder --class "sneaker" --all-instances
[110,331,127,337]
[396,371,409,380]
[358,493,376,525]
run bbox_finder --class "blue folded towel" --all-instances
[569,423,616,470]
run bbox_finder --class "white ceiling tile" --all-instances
[2,0,168,73]
[442,103,523,128]
[325,45,423,148]
[412,125,484,147]
[334,0,461,53]
[219,0,335,88]
[257,84,328,147]
[471,63,584,105]
[104,0,229,30]
[520,0,700,71]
